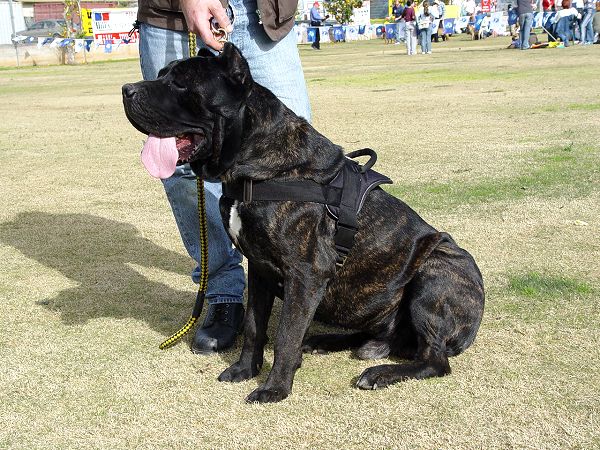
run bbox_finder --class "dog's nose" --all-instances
[122,83,137,98]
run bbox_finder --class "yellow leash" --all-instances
[159,34,208,350]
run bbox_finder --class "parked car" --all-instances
[16,20,67,38]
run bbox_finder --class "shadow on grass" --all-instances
[1,211,344,369]
[1,211,199,338]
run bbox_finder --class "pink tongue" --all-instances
[140,134,178,179]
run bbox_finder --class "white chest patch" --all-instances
[228,200,242,245]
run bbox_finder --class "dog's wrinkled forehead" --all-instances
[157,55,216,86]
[154,44,251,103]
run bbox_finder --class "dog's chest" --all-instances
[220,199,277,262]
[228,200,243,246]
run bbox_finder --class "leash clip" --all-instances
[210,20,229,44]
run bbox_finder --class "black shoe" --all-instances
[191,303,244,355]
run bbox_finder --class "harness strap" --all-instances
[334,162,361,267]
[222,179,342,204]
[222,151,391,268]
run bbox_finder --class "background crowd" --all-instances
[384,0,599,54]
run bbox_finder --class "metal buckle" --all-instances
[243,180,253,203]
[334,244,350,268]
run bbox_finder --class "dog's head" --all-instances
[122,43,252,178]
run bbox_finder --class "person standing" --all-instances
[417,1,435,53]
[580,0,596,44]
[310,1,328,50]
[136,0,311,354]
[516,0,534,49]
[402,0,418,55]
[391,0,405,44]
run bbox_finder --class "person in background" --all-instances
[479,12,492,38]
[417,0,435,53]
[432,0,447,42]
[464,0,477,16]
[136,0,311,354]
[553,0,582,45]
[571,0,584,39]
[507,3,520,35]
[401,0,418,55]
[580,0,596,44]
[543,0,556,10]
[391,0,405,45]
[516,0,534,49]
[310,1,328,50]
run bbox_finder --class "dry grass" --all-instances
[1,37,599,449]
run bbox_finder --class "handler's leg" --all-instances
[228,0,312,121]
[139,23,245,354]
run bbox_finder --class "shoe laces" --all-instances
[207,303,232,325]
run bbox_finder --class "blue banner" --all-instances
[443,18,455,34]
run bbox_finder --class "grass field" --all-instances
[1,37,599,449]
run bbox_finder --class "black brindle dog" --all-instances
[123,44,484,403]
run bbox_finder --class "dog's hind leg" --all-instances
[355,343,451,390]
[355,304,455,389]
[302,332,371,355]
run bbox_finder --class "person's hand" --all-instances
[180,0,233,51]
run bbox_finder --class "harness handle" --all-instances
[346,148,377,173]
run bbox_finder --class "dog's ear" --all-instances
[157,60,178,78]
[218,42,251,88]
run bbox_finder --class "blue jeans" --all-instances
[138,0,311,305]
[419,26,432,53]
[555,16,572,46]
[519,12,533,49]
[580,8,595,44]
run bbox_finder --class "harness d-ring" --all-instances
[159,33,213,350]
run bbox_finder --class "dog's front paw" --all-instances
[218,362,260,383]
[356,365,395,390]
[245,385,289,403]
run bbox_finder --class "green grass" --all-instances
[508,272,593,298]
[385,144,599,211]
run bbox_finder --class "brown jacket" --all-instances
[137,0,297,41]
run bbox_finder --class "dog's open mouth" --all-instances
[141,132,206,179]
[176,133,206,163]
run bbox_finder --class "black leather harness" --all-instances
[221,149,392,267]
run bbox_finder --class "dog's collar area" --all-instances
[222,150,392,267]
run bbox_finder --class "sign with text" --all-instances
[91,8,138,44]
[81,9,94,36]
